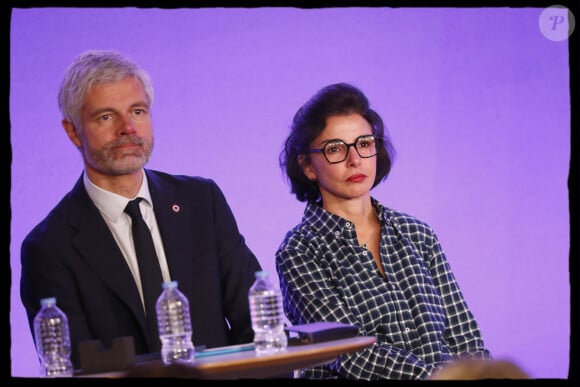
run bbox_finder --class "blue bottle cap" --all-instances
[40,297,56,306]
[162,281,178,289]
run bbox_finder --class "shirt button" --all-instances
[334,231,340,236]
[362,251,368,256]
[405,327,411,333]
[345,222,351,228]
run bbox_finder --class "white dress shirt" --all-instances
[83,171,171,310]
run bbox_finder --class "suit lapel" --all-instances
[68,177,148,333]
[146,170,195,299]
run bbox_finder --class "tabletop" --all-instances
[76,335,377,379]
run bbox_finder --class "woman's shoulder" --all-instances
[280,221,313,243]
[379,203,435,236]
[276,217,322,255]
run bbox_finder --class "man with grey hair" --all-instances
[20,50,262,369]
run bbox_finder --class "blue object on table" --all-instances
[194,343,255,358]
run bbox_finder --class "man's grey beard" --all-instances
[82,136,154,176]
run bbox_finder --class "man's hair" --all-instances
[58,50,154,129]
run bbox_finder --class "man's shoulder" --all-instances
[144,169,229,205]
[22,186,88,243]
[145,169,217,189]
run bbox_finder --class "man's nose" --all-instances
[118,116,137,135]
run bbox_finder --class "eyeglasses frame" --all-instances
[308,134,382,164]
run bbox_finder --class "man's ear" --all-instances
[62,119,82,148]
[298,154,317,182]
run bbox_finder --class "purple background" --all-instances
[9,7,570,378]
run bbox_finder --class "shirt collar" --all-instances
[302,197,387,234]
[83,170,153,223]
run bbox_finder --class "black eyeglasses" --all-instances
[309,134,381,164]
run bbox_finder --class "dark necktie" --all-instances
[124,198,163,353]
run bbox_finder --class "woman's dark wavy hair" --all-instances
[280,82,396,203]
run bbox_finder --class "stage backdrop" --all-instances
[9,7,570,378]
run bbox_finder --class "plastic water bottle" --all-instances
[248,271,288,355]
[33,297,74,377]
[156,281,195,364]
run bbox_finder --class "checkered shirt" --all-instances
[275,198,491,380]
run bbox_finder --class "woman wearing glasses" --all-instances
[276,83,491,380]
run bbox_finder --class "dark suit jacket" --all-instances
[20,169,262,369]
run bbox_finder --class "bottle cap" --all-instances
[255,270,269,278]
[162,281,178,289]
[40,297,56,306]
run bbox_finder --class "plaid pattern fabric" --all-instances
[275,199,491,380]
